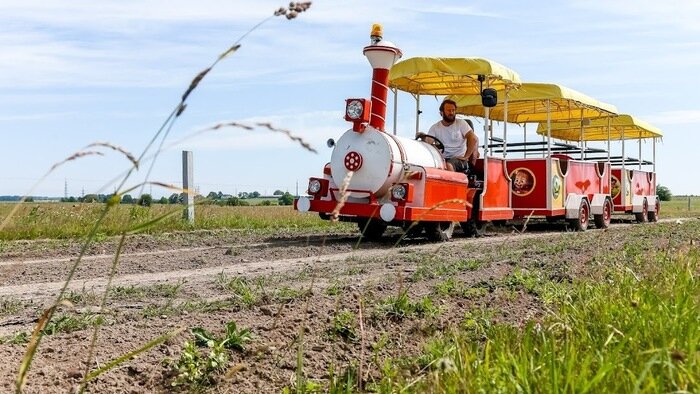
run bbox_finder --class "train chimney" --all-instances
[363,24,402,132]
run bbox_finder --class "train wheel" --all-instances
[461,189,486,237]
[402,221,424,237]
[594,198,612,229]
[568,199,590,231]
[492,220,507,227]
[460,219,486,237]
[647,199,660,222]
[635,199,649,223]
[357,218,387,241]
[425,221,454,242]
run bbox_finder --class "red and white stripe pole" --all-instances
[363,24,402,132]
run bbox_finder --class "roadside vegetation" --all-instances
[0,203,348,240]
[2,194,699,241]
[380,242,699,392]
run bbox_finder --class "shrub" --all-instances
[121,194,134,204]
[137,194,153,207]
[278,192,294,206]
[657,184,672,201]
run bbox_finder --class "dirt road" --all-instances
[0,219,685,393]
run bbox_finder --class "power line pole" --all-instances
[64,178,68,199]
[182,151,195,224]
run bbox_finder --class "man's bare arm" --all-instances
[464,131,479,161]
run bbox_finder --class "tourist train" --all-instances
[294,25,661,241]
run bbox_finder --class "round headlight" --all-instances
[391,184,407,200]
[346,100,364,120]
[308,179,322,194]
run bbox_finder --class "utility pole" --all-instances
[64,178,68,199]
[182,151,195,224]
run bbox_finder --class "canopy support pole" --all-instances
[653,138,656,173]
[503,89,509,158]
[622,137,626,195]
[523,124,527,158]
[607,117,611,162]
[546,99,551,157]
[482,104,490,220]
[484,108,490,157]
[392,87,398,135]
[414,94,420,135]
[638,131,642,170]
[580,111,584,160]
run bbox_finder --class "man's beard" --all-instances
[442,113,455,123]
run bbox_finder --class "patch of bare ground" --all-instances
[0,219,693,392]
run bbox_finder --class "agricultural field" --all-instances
[0,202,350,241]
[0,206,697,393]
[661,196,700,218]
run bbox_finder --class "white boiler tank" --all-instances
[330,126,445,198]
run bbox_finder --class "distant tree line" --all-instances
[60,193,161,206]
[203,190,294,206]
[54,189,296,207]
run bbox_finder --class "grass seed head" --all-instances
[331,171,354,222]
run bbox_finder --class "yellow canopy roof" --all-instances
[449,83,617,123]
[388,57,521,95]
[535,114,663,141]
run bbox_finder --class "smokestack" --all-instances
[362,24,402,132]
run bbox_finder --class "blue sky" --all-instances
[2,0,699,198]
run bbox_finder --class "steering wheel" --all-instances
[415,133,445,153]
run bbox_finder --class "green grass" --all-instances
[109,281,184,300]
[0,202,352,240]
[327,309,358,342]
[170,321,252,389]
[0,298,24,316]
[216,275,263,307]
[3,197,694,241]
[373,289,442,321]
[411,255,484,282]
[0,332,29,345]
[659,196,700,218]
[375,248,700,393]
[42,313,105,335]
[141,298,235,318]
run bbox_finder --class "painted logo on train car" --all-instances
[510,167,536,197]
[611,175,621,199]
[552,175,561,199]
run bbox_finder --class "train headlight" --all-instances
[344,98,371,128]
[392,185,407,200]
[391,183,413,203]
[307,178,329,197]
[308,179,322,194]
[346,100,364,120]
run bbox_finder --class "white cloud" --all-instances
[645,110,700,125]
[0,1,279,29]
[571,0,700,32]
[172,110,347,152]
[0,112,79,121]
[398,5,508,19]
